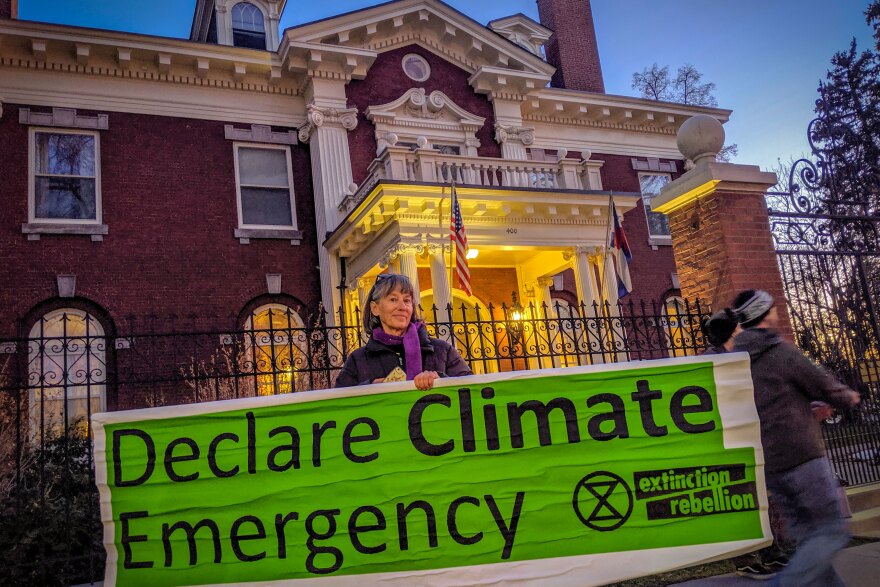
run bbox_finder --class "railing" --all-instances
[0,298,708,585]
[346,146,605,211]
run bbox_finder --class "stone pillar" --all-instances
[299,102,358,324]
[429,244,452,321]
[653,115,792,337]
[534,277,555,318]
[396,245,421,304]
[356,277,371,313]
[494,123,534,161]
[566,246,600,313]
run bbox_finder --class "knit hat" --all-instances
[733,290,774,328]
[701,309,738,347]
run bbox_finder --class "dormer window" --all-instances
[231,2,266,49]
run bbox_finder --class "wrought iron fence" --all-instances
[0,297,708,585]
[767,96,880,487]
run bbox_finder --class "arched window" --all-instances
[28,309,106,440]
[244,304,305,395]
[231,2,266,49]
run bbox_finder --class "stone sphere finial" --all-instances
[677,114,725,165]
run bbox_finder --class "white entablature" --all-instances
[365,88,486,156]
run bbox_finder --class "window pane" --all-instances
[239,148,289,187]
[35,133,96,176]
[232,29,267,50]
[232,3,265,32]
[35,177,97,219]
[638,174,670,196]
[639,174,672,237]
[645,209,671,236]
[241,187,293,226]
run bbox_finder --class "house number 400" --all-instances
[506,228,518,234]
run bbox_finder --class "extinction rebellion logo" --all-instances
[572,464,757,531]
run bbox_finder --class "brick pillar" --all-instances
[0,0,17,19]
[653,158,793,339]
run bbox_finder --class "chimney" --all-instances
[0,0,18,19]
[536,0,605,93]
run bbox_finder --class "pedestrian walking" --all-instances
[732,289,860,586]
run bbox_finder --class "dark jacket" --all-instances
[334,323,473,388]
[733,328,854,473]
[701,345,728,356]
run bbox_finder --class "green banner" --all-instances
[93,353,771,587]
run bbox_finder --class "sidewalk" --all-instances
[671,541,880,586]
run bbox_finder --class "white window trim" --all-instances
[232,141,301,243]
[638,171,672,243]
[26,127,106,236]
[401,53,431,82]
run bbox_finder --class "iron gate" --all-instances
[768,104,880,486]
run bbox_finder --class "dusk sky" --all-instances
[17,1,876,177]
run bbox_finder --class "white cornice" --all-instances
[0,20,301,93]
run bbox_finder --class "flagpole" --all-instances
[601,192,615,305]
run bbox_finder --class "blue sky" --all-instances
[17,1,876,174]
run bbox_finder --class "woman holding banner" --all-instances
[335,274,472,390]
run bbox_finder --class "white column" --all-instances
[429,244,452,321]
[535,277,556,318]
[397,246,421,305]
[494,123,534,161]
[215,2,231,46]
[299,103,358,324]
[356,277,370,312]
[567,246,601,313]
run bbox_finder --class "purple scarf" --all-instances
[372,322,423,380]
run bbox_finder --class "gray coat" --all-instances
[733,328,855,473]
[334,324,472,388]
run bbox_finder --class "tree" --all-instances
[809,4,880,215]
[631,62,717,106]
[868,0,880,50]
[632,62,733,160]
[630,63,670,101]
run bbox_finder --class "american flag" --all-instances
[450,186,472,297]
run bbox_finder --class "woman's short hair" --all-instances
[362,273,421,331]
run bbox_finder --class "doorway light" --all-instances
[466,248,479,259]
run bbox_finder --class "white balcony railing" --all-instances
[342,147,604,213]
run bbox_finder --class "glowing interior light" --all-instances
[512,311,522,321]
[466,248,479,259]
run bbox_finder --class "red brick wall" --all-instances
[345,44,501,185]
[666,189,792,338]
[0,104,322,337]
[592,152,682,304]
[0,0,16,19]
[536,0,605,93]
[416,266,518,317]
